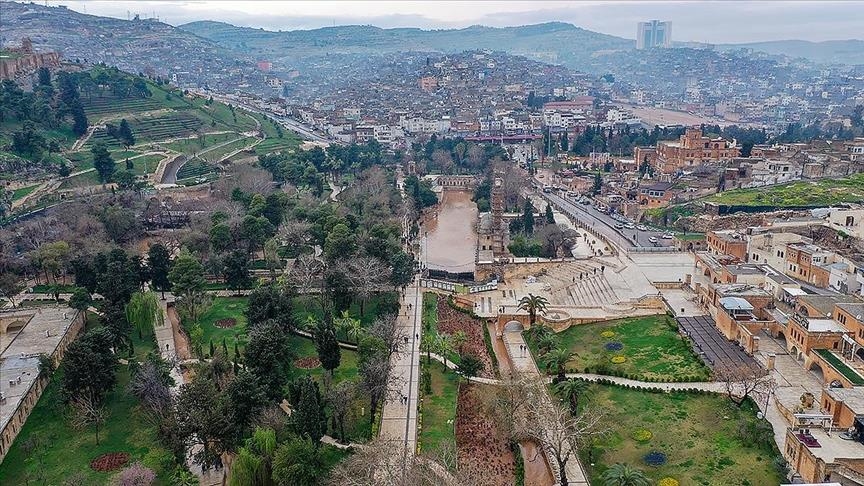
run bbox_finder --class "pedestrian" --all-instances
[601,265,605,273]
[404,336,409,344]
[572,277,575,283]
[415,333,419,340]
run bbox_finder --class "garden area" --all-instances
[0,314,177,485]
[422,293,496,378]
[527,315,710,382]
[705,173,864,207]
[582,383,784,486]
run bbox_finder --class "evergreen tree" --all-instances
[294,378,326,444]
[147,243,171,298]
[314,319,341,383]
[522,200,535,235]
[91,142,115,183]
[118,118,135,148]
[545,204,555,224]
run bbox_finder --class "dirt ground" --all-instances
[455,384,515,485]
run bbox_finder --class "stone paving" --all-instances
[379,279,421,463]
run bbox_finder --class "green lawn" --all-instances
[814,349,864,385]
[583,384,784,486]
[421,293,460,364]
[418,359,459,454]
[193,297,249,359]
[530,315,710,382]
[0,328,176,484]
[293,293,399,332]
[11,184,38,201]
[706,174,864,207]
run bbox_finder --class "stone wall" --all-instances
[0,52,61,80]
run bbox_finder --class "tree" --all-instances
[92,142,115,183]
[168,250,205,298]
[69,393,108,445]
[335,311,363,345]
[456,353,483,379]
[118,118,135,149]
[115,462,156,486]
[435,333,453,371]
[324,223,356,262]
[245,321,294,401]
[174,376,237,469]
[328,380,356,444]
[345,256,390,316]
[420,332,436,364]
[545,204,555,224]
[226,371,268,433]
[451,330,467,355]
[592,170,602,195]
[71,101,88,136]
[229,427,276,486]
[554,378,589,416]
[0,272,24,307]
[542,347,575,383]
[522,200,534,235]
[314,318,341,387]
[293,377,326,444]
[61,328,117,405]
[518,293,549,326]
[716,364,777,408]
[129,355,174,414]
[245,284,295,331]
[209,223,233,254]
[601,463,651,486]
[147,243,171,299]
[126,291,162,339]
[223,249,251,295]
[113,170,136,190]
[357,335,394,425]
[271,437,325,486]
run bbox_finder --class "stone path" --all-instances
[379,278,422,465]
[503,331,589,485]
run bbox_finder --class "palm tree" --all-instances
[536,333,559,356]
[518,293,549,326]
[451,330,467,354]
[435,334,453,371]
[542,347,576,383]
[601,463,651,486]
[335,311,363,344]
[421,333,436,363]
[553,378,589,415]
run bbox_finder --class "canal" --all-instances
[421,190,478,275]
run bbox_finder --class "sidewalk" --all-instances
[378,278,422,462]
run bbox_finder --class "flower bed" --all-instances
[600,330,616,338]
[90,452,130,472]
[604,341,623,351]
[294,357,321,369]
[644,451,667,467]
[632,428,652,442]
[658,478,679,486]
[436,296,494,378]
[610,356,626,364]
[455,384,515,485]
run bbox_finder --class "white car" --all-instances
[625,223,635,229]
[648,236,658,244]
[636,224,647,231]
[662,233,674,239]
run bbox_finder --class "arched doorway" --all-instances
[504,320,524,332]
[775,330,788,350]
[855,347,864,363]
[790,345,802,362]
[808,361,826,383]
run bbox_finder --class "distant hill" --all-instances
[720,39,864,65]
[179,20,634,69]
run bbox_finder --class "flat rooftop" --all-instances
[824,388,864,415]
[1,306,80,434]
[804,318,847,333]
[791,427,864,464]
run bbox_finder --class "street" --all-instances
[542,191,676,250]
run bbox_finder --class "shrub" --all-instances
[114,462,156,486]
[644,451,667,467]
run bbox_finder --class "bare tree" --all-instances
[128,359,174,417]
[69,393,109,445]
[289,254,324,294]
[369,314,403,358]
[345,256,391,315]
[328,380,357,444]
[716,364,776,408]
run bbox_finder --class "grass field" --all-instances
[583,384,783,486]
[529,315,710,381]
[58,170,101,189]
[293,293,400,333]
[419,354,459,454]
[192,297,249,359]
[11,184,39,201]
[0,322,176,484]
[706,174,864,207]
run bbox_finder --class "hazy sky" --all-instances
[54,1,864,43]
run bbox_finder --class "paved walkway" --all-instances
[379,278,422,465]
[503,331,589,486]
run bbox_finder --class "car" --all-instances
[662,233,674,239]
[625,223,635,229]
[636,224,647,231]
[648,236,658,243]
[614,223,624,229]
[581,199,591,205]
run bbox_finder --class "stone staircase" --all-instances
[540,261,621,307]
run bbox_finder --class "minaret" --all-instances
[491,172,505,255]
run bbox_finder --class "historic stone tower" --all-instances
[491,173,505,255]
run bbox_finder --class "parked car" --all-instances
[614,223,624,230]
[648,236,659,243]
[636,224,647,231]
[625,223,635,229]
[662,233,674,239]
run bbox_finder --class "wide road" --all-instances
[542,191,675,250]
